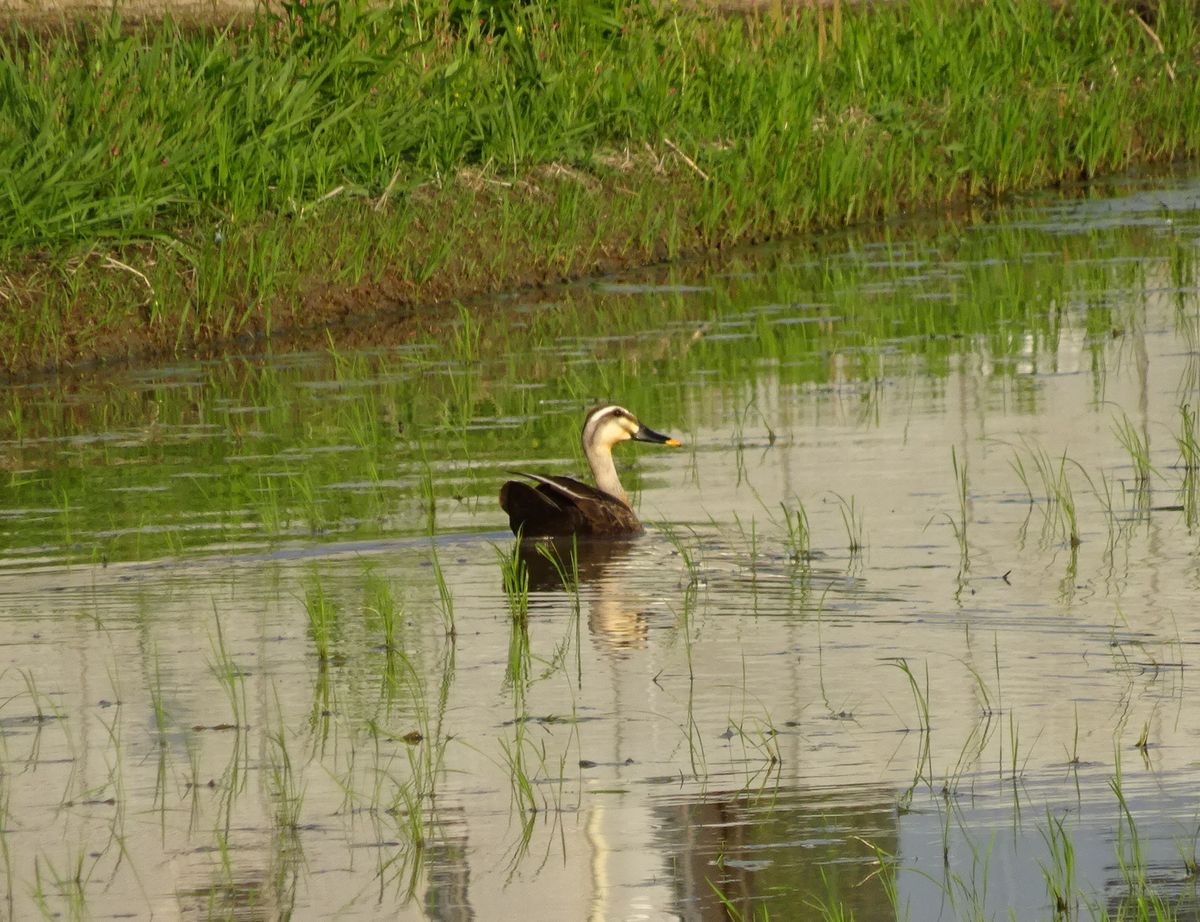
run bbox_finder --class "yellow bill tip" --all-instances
[665,438,682,447]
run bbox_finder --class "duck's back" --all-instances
[499,474,643,537]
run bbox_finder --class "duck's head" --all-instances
[582,404,681,453]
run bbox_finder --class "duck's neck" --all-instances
[586,443,628,505]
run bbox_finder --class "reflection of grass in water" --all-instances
[787,768,1200,922]
[7,213,1198,565]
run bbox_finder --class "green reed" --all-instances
[4,0,1200,372]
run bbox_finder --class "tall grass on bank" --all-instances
[2,0,1199,372]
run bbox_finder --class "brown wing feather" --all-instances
[500,471,642,537]
[500,479,584,536]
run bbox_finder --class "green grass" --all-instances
[2,0,1200,373]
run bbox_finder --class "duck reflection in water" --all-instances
[518,536,653,652]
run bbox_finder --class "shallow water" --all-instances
[3,173,1200,920]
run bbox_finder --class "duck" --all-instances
[500,404,681,537]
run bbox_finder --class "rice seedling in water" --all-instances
[831,492,865,554]
[709,877,772,921]
[31,848,91,922]
[383,778,427,899]
[887,658,931,735]
[494,541,534,696]
[951,447,970,574]
[420,464,438,536]
[1175,403,1200,529]
[886,657,933,793]
[1178,826,1200,879]
[208,604,248,728]
[779,501,811,563]
[731,513,762,601]
[1022,442,1082,548]
[1110,746,1152,901]
[534,538,581,599]
[499,720,542,821]
[943,828,998,922]
[428,541,456,639]
[303,571,337,663]
[362,568,402,654]
[1113,410,1154,499]
[661,523,704,591]
[1039,810,1078,920]
[495,540,530,624]
[266,719,305,836]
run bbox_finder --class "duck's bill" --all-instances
[633,425,682,447]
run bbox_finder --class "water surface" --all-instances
[3,173,1200,920]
